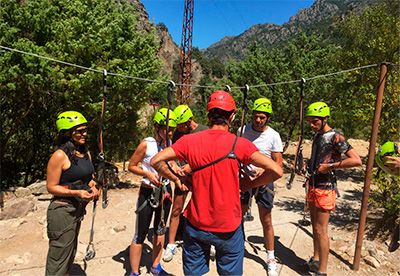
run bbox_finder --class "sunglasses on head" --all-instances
[74,128,88,135]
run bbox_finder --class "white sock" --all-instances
[167,243,176,250]
[267,250,275,260]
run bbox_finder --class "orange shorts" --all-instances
[307,188,336,211]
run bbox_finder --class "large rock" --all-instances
[14,187,32,198]
[364,255,380,268]
[0,199,35,220]
[28,180,48,195]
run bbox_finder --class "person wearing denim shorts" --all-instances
[151,91,283,276]
[303,102,362,276]
[238,98,283,276]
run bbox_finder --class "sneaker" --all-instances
[129,271,139,276]
[210,245,216,260]
[162,244,176,262]
[150,263,169,276]
[267,258,279,276]
[305,257,320,273]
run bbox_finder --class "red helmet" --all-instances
[207,90,236,112]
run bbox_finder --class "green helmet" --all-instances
[253,98,272,114]
[174,105,193,124]
[306,102,330,117]
[56,111,87,132]
[375,141,399,175]
[153,108,177,127]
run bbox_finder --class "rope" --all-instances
[1,45,395,90]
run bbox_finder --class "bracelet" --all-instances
[330,163,334,170]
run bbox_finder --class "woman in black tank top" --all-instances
[45,111,100,276]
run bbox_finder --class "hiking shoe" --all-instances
[210,245,216,260]
[162,244,176,262]
[150,263,169,276]
[304,257,319,272]
[313,272,327,276]
[267,258,279,276]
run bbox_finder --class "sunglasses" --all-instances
[74,128,88,135]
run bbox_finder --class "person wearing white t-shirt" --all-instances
[238,98,283,276]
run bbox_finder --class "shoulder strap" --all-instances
[192,136,241,173]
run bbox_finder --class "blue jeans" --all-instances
[183,218,244,276]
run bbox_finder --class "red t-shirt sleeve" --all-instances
[170,136,187,162]
[237,137,258,165]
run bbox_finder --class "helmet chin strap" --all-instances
[319,117,327,132]
[155,125,165,147]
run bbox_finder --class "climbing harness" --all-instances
[287,78,306,190]
[135,178,172,213]
[308,131,341,197]
[47,180,87,240]
[192,136,241,173]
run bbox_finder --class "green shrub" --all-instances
[370,169,400,219]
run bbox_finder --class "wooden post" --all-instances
[352,62,388,270]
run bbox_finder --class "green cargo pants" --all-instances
[45,200,85,276]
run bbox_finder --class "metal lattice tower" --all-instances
[177,0,194,105]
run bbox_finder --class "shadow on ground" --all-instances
[245,234,312,275]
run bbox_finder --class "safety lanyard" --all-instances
[239,84,249,137]
[97,69,109,209]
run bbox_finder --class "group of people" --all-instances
[44,90,399,276]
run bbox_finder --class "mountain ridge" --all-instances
[200,0,381,64]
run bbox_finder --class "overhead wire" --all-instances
[0,45,396,91]
[211,0,237,34]
[230,1,249,31]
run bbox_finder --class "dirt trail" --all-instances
[0,140,399,276]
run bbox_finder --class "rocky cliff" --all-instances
[128,0,202,83]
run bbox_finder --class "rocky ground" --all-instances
[0,140,399,276]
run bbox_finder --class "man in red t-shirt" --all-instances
[151,90,283,276]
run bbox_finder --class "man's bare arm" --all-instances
[241,151,283,192]
[151,147,189,191]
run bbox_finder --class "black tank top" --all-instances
[59,149,94,186]
[55,148,94,204]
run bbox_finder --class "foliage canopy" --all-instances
[1,0,166,187]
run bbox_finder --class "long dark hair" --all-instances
[56,126,88,164]
[207,108,234,126]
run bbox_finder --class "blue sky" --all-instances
[141,0,315,50]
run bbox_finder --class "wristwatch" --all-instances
[330,163,334,170]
